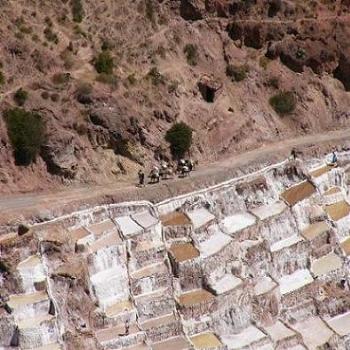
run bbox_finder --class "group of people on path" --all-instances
[137,159,196,187]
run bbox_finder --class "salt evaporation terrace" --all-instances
[2,154,350,349]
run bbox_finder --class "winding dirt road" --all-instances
[0,127,349,226]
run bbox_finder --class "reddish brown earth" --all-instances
[1,0,350,194]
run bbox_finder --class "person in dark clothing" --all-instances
[138,170,145,187]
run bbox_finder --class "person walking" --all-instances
[138,170,145,187]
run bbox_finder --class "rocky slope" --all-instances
[1,0,350,193]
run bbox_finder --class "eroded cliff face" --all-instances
[1,1,350,193]
[2,153,350,349]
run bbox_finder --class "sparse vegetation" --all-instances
[127,74,137,86]
[4,108,46,165]
[71,0,84,23]
[165,122,193,159]
[226,64,249,82]
[14,88,28,106]
[259,56,271,70]
[96,73,118,87]
[52,72,70,85]
[184,44,198,66]
[269,91,296,115]
[44,26,59,44]
[94,51,114,74]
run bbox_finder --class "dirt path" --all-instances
[0,127,349,225]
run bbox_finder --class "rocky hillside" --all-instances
[1,0,350,193]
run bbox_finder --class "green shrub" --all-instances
[269,91,296,115]
[4,108,46,165]
[71,0,84,23]
[147,67,164,86]
[0,71,5,85]
[184,44,198,66]
[145,0,155,24]
[165,122,193,159]
[44,26,59,44]
[52,72,70,85]
[94,51,114,74]
[226,64,248,82]
[14,88,28,106]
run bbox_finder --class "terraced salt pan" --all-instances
[190,332,222,349]
[177,289,215,307]
[221,325,266,349]
[160,211,191,226]
[301,221,330,240]
[251,201,286,221]
[326,311,350,336]
[130,261,167,279]
[140,313,176,330]
[131,211,159,229]
[254,276,277,296]
[86,219,118,236]
[88,232,121,253]
[292,317,333,349]
[325,200,350,221]
[280,181,316,206]
[152,336,190,350]
[186,208,215,230]
[220,212,256,235]
[279,269,313,295]
[96,323,141,342]
[270,234,303,253]
[17,256,46,292]
[340,236,350,255]
[309,165,331,178]
[115,216,143,237]
[211,274,242,295]
[17,313,54,329]
[105,299,133,318]
[31,343,62,350]
[7,291,48,310]
[311,252,342,277]
[264,320,295,342]
[198,231,231,258]
[90,265,129,309]
[168,242,200,263]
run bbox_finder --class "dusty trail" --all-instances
[0,127,349,225]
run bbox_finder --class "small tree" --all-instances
[4,108,46,165]
[226,64,249,82]
[184,44,198,66]
[71,0,84,23]
[0,71,5,86]
[14,88,28,106]
[94,51,114,74]
[269,91,296,115]
[165,122,193,159]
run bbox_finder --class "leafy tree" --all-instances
[269,91,296,115]
[165,122,193,159]
[4,108,46,165]
[14,88,28,106]
[94,51,114,74]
